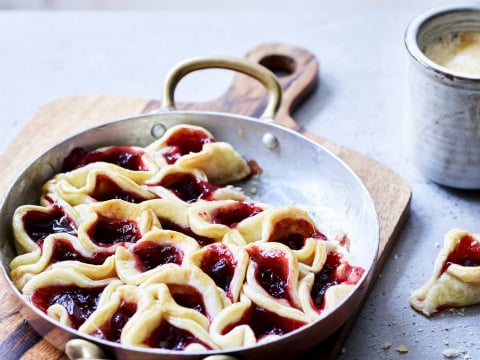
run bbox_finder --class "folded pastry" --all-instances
[75,199,161,254]
[44,162,158,206]
[11,234,114,290]
[115,229,200,285]
[141,264,227,321]
[62,145,159,173]
[146,124,251,184]
[79,284,154,342]
[188,199,266,240]
[143,198,216,247]
[410,228,480,316]
[12,202,79,255]
[187,242,248,303]
[144,164,245,203]
[210,294,308,349]
[22,268,122,329]
[122,283,218,351]
[243,242,302,311]
[298,240,365,321]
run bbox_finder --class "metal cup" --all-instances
[405,3,480,189]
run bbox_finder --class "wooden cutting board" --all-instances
[0,43,411,360]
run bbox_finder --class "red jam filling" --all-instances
[62,146,148,172]
[199,244,236,295]
[210,202,263,228]
[168,284,207,317]
[310,252,364,311]
[31,284,105,329]
[268,218,326,251]
[51,238,109,265]
[222,304,306,339]
[92,300,137,342]
[89,215,141,246]
[247,246,292,303]
[159,172,218,203]
[133,241,183,272]
[442,234,480,273]
[158,218,214,247]
[145,320,211,350]
[161,127,215,165]
[92,175,150,203]
[23,207,77,245]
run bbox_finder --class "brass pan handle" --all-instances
[160,56,283,120]
[65,338,239,360]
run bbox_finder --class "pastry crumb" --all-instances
[396,344,408,353]
[442,348,465,358]
[382,342,392,350]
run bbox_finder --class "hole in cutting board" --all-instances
[259,55,296,78]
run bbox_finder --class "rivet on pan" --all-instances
[151,123,167,139]
[262,132,278,149]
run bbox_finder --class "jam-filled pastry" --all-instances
[43,163,158,206]
[143,199,216,247]
[121,283,218,351]
[62,145,160,173]
[210,294,308,349]
[22,268,122,329]
[146,124,251,184]
[144,164,245,203]
[145,124,215,163]
[187,242,248,303]
[79,284,154,343]
[298,240,364,321]
[11,233,115,291]
[75,199,161,254]
[141,264,227,321]
[145,283,211,330]
[243,242,302,312]
[188,200,266,240]
[12,201,79,255]
[410,228,480,316]
[115,229,200,285]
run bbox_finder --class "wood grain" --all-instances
[0,43,411,360]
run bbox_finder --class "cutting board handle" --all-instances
[235,43,319,129]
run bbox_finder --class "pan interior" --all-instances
[0,110,379,355]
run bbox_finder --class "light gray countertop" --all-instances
[2,4,480,360]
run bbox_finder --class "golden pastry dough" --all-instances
[410,228,480,316]
[121,283,218,351]
[79,284,153,340]
[298,240,363,321]
[115,229,200,285]
[11,234,115,291]
[44,162,157,206]
[141,264,227,320]
[186,242,248,303]
[75,199,161,254]
[21,268,121,329]
[146,124,251,184]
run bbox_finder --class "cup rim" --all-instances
[405,2,480,81]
